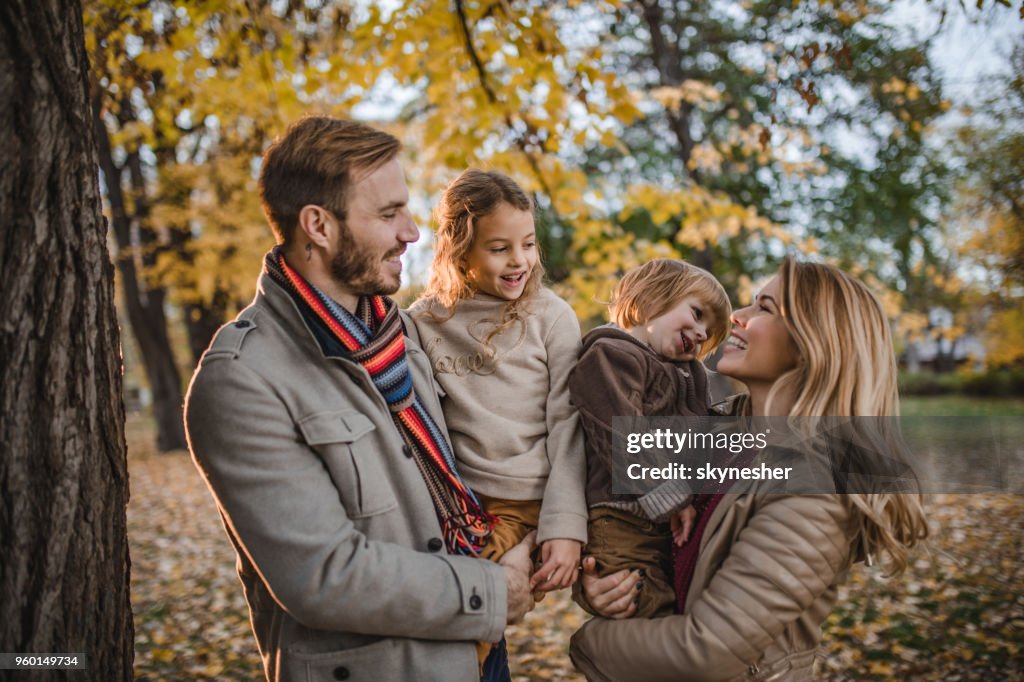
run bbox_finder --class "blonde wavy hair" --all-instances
[608,259,732,360]
[767,257,928,574]
[417,169,545,342]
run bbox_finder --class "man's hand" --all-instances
[498,531,537,625]
[670,504,697,547]
[579,556,640,619]
[530,538,582,593]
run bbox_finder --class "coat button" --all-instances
[469,594,483,610]
[235,320,251,328]
[427,537,444,552]
[402,445,414,458]
[332,666,350,680]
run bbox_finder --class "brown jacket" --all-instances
[569,484,854,681]
[569,325,710,510]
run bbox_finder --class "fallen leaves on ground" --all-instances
[128,416,1023,680]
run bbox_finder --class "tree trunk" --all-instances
[184,295,231,366]
[92,99,187,452]
[635,0,716,274]
[0,1,134,679]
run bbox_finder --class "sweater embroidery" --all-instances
[426,315,529,377]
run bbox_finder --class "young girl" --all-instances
[409,169,587,663]
[569,259,731,618]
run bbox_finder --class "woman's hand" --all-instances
[531,538,582,593]
[579,556,641,619]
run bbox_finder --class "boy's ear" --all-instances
[296,204,334,249]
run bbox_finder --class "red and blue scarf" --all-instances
[265,249,495,555]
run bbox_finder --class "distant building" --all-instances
[901,306,986,372]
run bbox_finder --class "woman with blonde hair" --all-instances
[570,257,928,681]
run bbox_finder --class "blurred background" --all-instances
[83,0,1024,678]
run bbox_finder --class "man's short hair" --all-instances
[259,116,401,246]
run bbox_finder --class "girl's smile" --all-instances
[463,202,538,301]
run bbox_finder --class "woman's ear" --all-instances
[296,205,334,249]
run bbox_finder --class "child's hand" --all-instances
[529,539,582,593]
[671,505,697,547]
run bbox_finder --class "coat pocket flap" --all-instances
[298,411,376,445]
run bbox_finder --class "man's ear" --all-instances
[296,205,335,248]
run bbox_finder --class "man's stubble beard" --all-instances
[329,221,402,297]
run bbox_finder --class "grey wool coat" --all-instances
[185,271,507,682]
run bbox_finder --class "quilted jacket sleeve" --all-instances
[570,493,852,681]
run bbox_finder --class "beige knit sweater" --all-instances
[408,288,587,544]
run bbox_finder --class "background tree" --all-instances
[565,1,952,304]
[78,0,1024,449]
[955,41,1024,368]
[344,0,957,322]
[0,0,133,677]
[84,0,354,449]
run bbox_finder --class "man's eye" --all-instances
[382,213,397,220]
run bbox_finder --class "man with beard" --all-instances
[184,117,534,682]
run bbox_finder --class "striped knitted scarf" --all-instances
[265,249,495,555]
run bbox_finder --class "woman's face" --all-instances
[717,275,800,389]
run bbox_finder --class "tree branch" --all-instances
[453,0,560,213]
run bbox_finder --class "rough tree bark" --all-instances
[0,1,133,679]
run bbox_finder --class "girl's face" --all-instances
[463,202,538,301]
[716,275,800,389]
[629,295,711,362]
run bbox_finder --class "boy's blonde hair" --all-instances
[608,259,731,359]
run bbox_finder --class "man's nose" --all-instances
[398,214,419,243]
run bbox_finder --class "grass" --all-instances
[900,395,1024,416]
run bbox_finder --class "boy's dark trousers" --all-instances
[572,506,676,618]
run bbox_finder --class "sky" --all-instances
[890,0,1023,106]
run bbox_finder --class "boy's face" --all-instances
[631,294,711,361]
